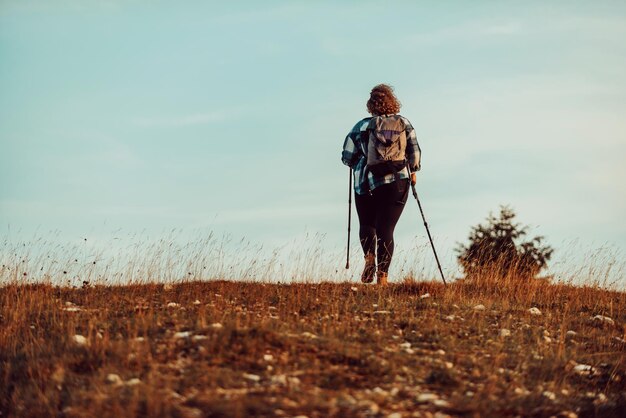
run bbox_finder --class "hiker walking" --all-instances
[341,84,421,285]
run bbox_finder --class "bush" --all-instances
[456,206,554,279]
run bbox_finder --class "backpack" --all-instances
[366,114,407,176]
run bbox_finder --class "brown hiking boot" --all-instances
[361,253,376,283]
[377,271,389,286]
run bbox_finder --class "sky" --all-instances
[1,1,625,284]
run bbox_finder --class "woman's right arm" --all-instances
[404,119,421,172]
[341,133,359,168]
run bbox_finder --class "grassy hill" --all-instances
[1,278,625,417]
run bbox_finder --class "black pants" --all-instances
[354,179,409,273]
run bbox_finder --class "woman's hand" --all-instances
[411,172,417,185]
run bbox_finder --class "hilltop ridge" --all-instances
[1,279,625,417]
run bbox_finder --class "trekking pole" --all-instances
[409,180,447,286]
[345,168,352,269]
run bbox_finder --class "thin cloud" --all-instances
[1,0,124,14]
[133,109,239,128]
[408,20,524,46]
[481,22,522,35]
[319,20,524,57]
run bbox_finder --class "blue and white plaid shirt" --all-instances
[341,115,421,195]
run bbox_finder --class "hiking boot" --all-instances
[377,271,389,286]
[361,253,376,283]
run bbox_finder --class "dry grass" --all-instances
[1,275,625,418]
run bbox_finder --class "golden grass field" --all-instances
[1,276,625,418]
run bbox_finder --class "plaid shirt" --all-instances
[341,115,421,195]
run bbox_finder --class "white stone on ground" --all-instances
[106,373,123,385]
[528,307,542,316]
[192,335,208,341]
[517,387,531,396]
[372,387,387,395]
[433,399,451,407]
[473,304,485,311]
[243,373,261,382]
[542,391,556,400]
[416,393,439,402]
[573,364,595,375]
[271,374,287,385]
[72,335,87,346]
[595,393,608,404]
[592,315,614,326]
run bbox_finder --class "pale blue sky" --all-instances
[1,1,625,282]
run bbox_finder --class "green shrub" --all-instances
[456,206,554,279]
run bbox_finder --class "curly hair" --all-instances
[366,84,401,115]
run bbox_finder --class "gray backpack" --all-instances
[366,115,407,176]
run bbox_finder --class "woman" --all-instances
[341,84,421,285]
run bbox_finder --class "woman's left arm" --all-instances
[405,120,421,173]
